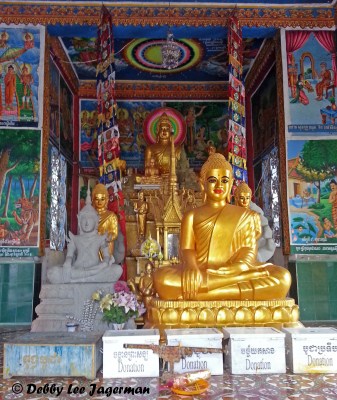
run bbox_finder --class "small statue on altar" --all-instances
[133,191,149,242]
[153,153,290,301]
[47,192,122,284]
[144,112,181,175]
[139,261,156,298]
[145,157,160,179]
[139,261,156,317]
[135,157,161,184]
[234,182,276,263]
[181,188,197,212]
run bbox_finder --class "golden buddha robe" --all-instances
[97,210,118,259]
[145,143,181,175]
[154,204,291,300]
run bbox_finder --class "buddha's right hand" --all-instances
[182,266,202,300]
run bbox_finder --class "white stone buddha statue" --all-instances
[47,190,122,284]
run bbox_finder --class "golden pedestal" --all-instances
[145,298,300,330]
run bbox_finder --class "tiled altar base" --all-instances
[1,327,337,399]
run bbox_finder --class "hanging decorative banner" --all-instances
[97,6,127,278]
[227,13,247,192]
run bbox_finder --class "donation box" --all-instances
[165,328,223,375]
[102,329,160,378]
[223,327,286,374]
[282,327,337,373]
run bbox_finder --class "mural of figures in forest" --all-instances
[49,61,60,141]
[282,30,337,136]
[0,129,41,256]
[59,77,73,158]
[288,140,337,254]
[0,25,44,128]
[80,99,98,170]
[252,65,277,157]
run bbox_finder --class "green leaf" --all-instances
[307,222,317,233]
[293,217,304,222]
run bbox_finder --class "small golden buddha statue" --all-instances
[234,182,276,263]
[153,153,291,301]
[135,157,161,184]
[133,191,149,242]
[92,183,119,258]
[144,112,181,175]
[145,157,160,178]
[234,182,252,208]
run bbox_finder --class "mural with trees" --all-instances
[288,139,337,253]
[0,129,41,255]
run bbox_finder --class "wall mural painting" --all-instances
[288,139,337,254]
[49,60,60,142]
[79,100,228,173]
[282,30,337,136]
[80,99,98,171]
[116,101,228,172]
[0,25,44,128]
[0,129,41,257]
[168,101,228,170]
[59,77,73,159]
[252,65,277,158]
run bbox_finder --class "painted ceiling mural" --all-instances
[61,36,263,82]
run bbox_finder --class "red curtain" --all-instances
[286,31,311,65]
[314,31,337,85]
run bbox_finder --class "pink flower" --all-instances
[114,281,130,293]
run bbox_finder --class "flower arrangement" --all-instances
[92,281,146,325]
[141,234,163,261]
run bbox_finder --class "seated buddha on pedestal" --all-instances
[136,157,161,184]
[153,153,291,301]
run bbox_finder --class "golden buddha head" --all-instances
[156,113,173,142]
[200,153,233,204]
[234,182,252,209]
[207,145,216,156]
[92,183,108,211]
[144,261,154,275]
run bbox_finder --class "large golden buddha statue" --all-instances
[153,153,291,301]
[144,112,181,175]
